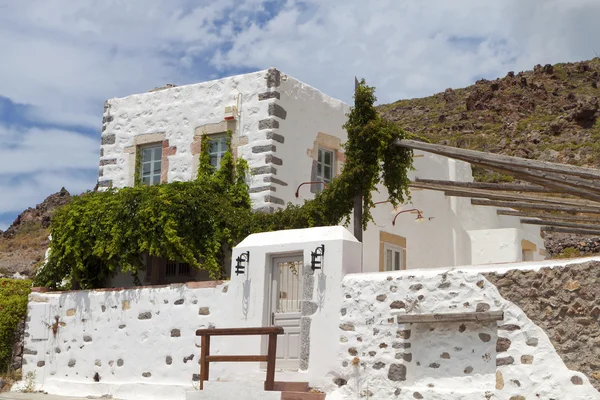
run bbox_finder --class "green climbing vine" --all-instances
[34,80,414,289]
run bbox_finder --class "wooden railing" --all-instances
[195,326,284,391]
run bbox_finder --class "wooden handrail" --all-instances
[195,326,284,391]
[196,326,284,336]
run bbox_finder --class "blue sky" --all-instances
[1,0,599,231]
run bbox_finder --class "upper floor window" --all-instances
[140,145,162,185]
[209,135,229,168]
[317,147,334,183]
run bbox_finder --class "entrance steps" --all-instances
[186,381,326,400]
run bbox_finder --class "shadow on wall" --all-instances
[242,278,251,320]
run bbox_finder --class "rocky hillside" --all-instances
[379,58,600,257]
[0,189,71,277]
[380,58,600,182]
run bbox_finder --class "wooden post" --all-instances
[199,335,210,390]
[265,333,278,391]
[353,76,363,243]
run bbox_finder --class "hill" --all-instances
[379,58,600,182]
[0,188,71,277]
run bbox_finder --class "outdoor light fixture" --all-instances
[295,181,327,197]
[392,209,425,226]
[235,251,250,276]
[311,245,325,271]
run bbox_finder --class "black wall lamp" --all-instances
[235,251,250,276]
[310,245,325,271]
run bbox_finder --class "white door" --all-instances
[269,255,303,370]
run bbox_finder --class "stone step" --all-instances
[280,391,326,400]
[272,381,310,392]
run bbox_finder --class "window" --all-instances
[317,147,334,183]
[140,145,162,185]
[166,260,190,277]
[384,243,404,271]
[209,135,229,168]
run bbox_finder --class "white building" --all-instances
[98,68,545,286]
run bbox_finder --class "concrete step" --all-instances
[273,381,310,392]
[281,391,326,400]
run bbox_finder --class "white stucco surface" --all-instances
[17,227,361,400]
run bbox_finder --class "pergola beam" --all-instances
[471,199,600,214]
[497,210,600,224]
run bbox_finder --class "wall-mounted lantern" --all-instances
[295,181,327,198]
[392,209,425,226]
[235,251,250,275]
[311,245,325,271]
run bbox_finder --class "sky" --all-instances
[1,0,600,231]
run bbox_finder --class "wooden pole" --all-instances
[409,181,600,208]
[396,139,600,180]
[497,210,600,224]
[471,199,600,214]
[542,226,600,236]
[413,178,554,193]
[520,218,600,231]
[396,139,600,202]
[353,76,363,242]
[265,333,278,391]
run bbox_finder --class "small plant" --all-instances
[21,371,35,393]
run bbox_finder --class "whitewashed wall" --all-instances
[18,227,361,400]
[98,67,546,275]
[326,264,599,400]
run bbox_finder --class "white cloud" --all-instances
[0,125,99,175]
[0,0,599,219]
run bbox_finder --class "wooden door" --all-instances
[269,255,303,370]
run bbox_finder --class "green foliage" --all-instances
[0,279,31,373]
[35,80,414,289]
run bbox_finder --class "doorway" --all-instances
[267,255,303,370]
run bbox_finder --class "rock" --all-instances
[373,362,386,370]
[496,371,504,390]
[376,294,387,302]
[339,323,355,331]
[496,337,512,352]
[0,378,5,390]
[333,378,347,387]
[521,355,534,364]
[388,364,407,381]
[390,300,405,309]
[464,366,473,374]
[476,303,490,312]
[496,356,514,366]
[571,376,584,385]
[478,333,491,342]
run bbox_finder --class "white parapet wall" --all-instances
[325,259,600,400]
[16,227,362,400]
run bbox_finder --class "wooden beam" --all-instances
[414,178,554,193]
[520,219,600,231]
[205,355,268,362]
[410,181,600,208]
[394,310,504,324]
[471,199,600,214]
[497,210,600,224]
[471,162,600,202]
[397,139,600,202]
[196,326,284,336]
[542,226,600,236]
[397,139,600,180]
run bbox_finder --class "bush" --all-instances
[0,279,31,373]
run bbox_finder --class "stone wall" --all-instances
[483,261,600,391]
[327,267,599,400]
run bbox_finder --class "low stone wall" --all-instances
[483,261,600,391]
[327,265,599,400]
